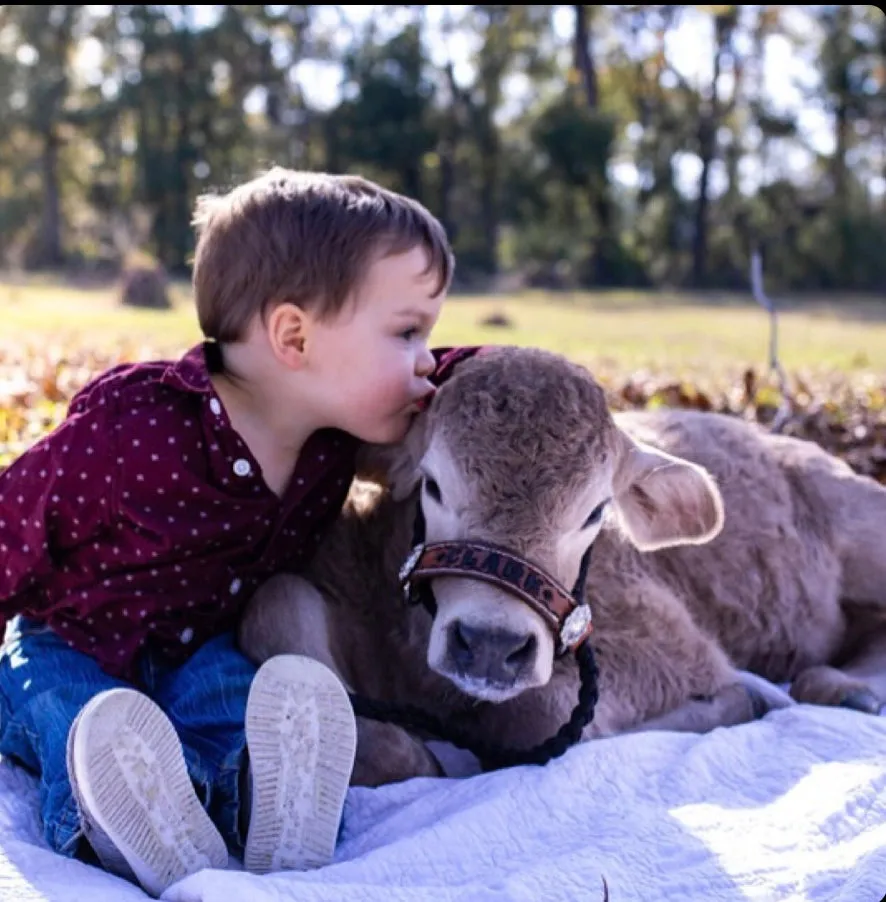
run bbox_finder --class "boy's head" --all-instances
[192,168,455,445]
[191,167,453,343]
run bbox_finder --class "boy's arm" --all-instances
[0,398,117,629]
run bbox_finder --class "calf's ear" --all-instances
[610,432,724,552]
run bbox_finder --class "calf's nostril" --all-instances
[450,621,477,667]
[506,634,537,668]
[453,622,473,653]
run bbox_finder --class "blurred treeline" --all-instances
[1,4,884,292]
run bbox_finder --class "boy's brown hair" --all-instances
[191,167,454,342]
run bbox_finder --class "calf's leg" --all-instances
[624,683,765,734]
[790,614,886,714]
[239,575,445,786]
[351,718,444,787]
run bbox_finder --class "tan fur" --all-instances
[239,347,886,786]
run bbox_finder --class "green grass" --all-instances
[2,276,885,378]
[0,278,200,350]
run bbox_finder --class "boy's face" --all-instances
[304,245,446,445]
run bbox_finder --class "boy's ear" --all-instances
[267,302,308,368]
[355,411,432,500]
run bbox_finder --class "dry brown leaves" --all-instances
[601,365,886,484]
[1,342,884,484]
[0,339,162,471]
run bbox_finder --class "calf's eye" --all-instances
[423,477,442,504]
[583,501,608,529]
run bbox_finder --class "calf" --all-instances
[239,347,886,786]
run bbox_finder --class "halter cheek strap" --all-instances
[348,496,601,770]
[399,502,595,657]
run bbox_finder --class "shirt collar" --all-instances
[160,341,219,394]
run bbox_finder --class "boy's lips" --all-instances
[413,389,436,412]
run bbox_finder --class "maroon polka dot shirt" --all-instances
[0,341,478,683]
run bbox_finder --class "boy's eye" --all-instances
[400,327,419,341]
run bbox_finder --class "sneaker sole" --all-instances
[70,688,228,897]
[243,655,357,874]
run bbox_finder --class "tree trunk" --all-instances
[692,18,729,287]
[830,4,851,207]
[833,100,848,202]
[171,41,193,273]
[478,123,499,275]
[573,5,597,108]
[438,133,456,244]
[439,59,467,249]
[724,58,743,214]
[402,163,423,207]
[574,4,615,285]
[692,117,715,287]
[37,128,63,268]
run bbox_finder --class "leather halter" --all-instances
[346,492,601,770]
[398,500,594,657]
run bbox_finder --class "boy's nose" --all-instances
[415,345,435,377]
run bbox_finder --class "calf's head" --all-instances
[367,347,724,703]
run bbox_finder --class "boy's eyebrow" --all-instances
[393,307,433,321]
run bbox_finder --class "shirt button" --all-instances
[230,578,242,595]
[180,627,194,644]
[209,398,222,415]
[233,459,251,477]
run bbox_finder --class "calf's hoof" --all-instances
[743,685,771,720]
[734,671,795,719]
[838,690,883,715]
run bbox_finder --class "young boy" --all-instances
[0,168,479,897]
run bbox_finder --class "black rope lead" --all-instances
[350,495,600,771]
[348,640,599,772]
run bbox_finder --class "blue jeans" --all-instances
[0,615,257,860]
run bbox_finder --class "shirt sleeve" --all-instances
[429,346,487,387]
[0,390,118,626]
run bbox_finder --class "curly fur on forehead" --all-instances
[428,346,617,546]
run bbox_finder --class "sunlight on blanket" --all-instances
[669,760,886,891]
[0,845,51,902]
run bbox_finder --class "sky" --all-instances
[70,5,861,197]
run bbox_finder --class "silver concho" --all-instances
[399,544,425,585]
[560,603,593,648]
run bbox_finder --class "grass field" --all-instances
[1,276,884,479]
[3,276,886,377]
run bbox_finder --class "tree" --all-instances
[0,5,82,267]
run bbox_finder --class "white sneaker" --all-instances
[243,655,357,874]
[67,688,228,898]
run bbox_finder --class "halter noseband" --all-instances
[346,491,601,771]
[398,499,595,656]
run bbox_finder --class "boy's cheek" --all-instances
[416,390,436,412]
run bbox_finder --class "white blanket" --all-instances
[0,703,884,902]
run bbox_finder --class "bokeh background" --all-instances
[1,5,884,480]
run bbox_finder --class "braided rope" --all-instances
[348,640,599,771]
